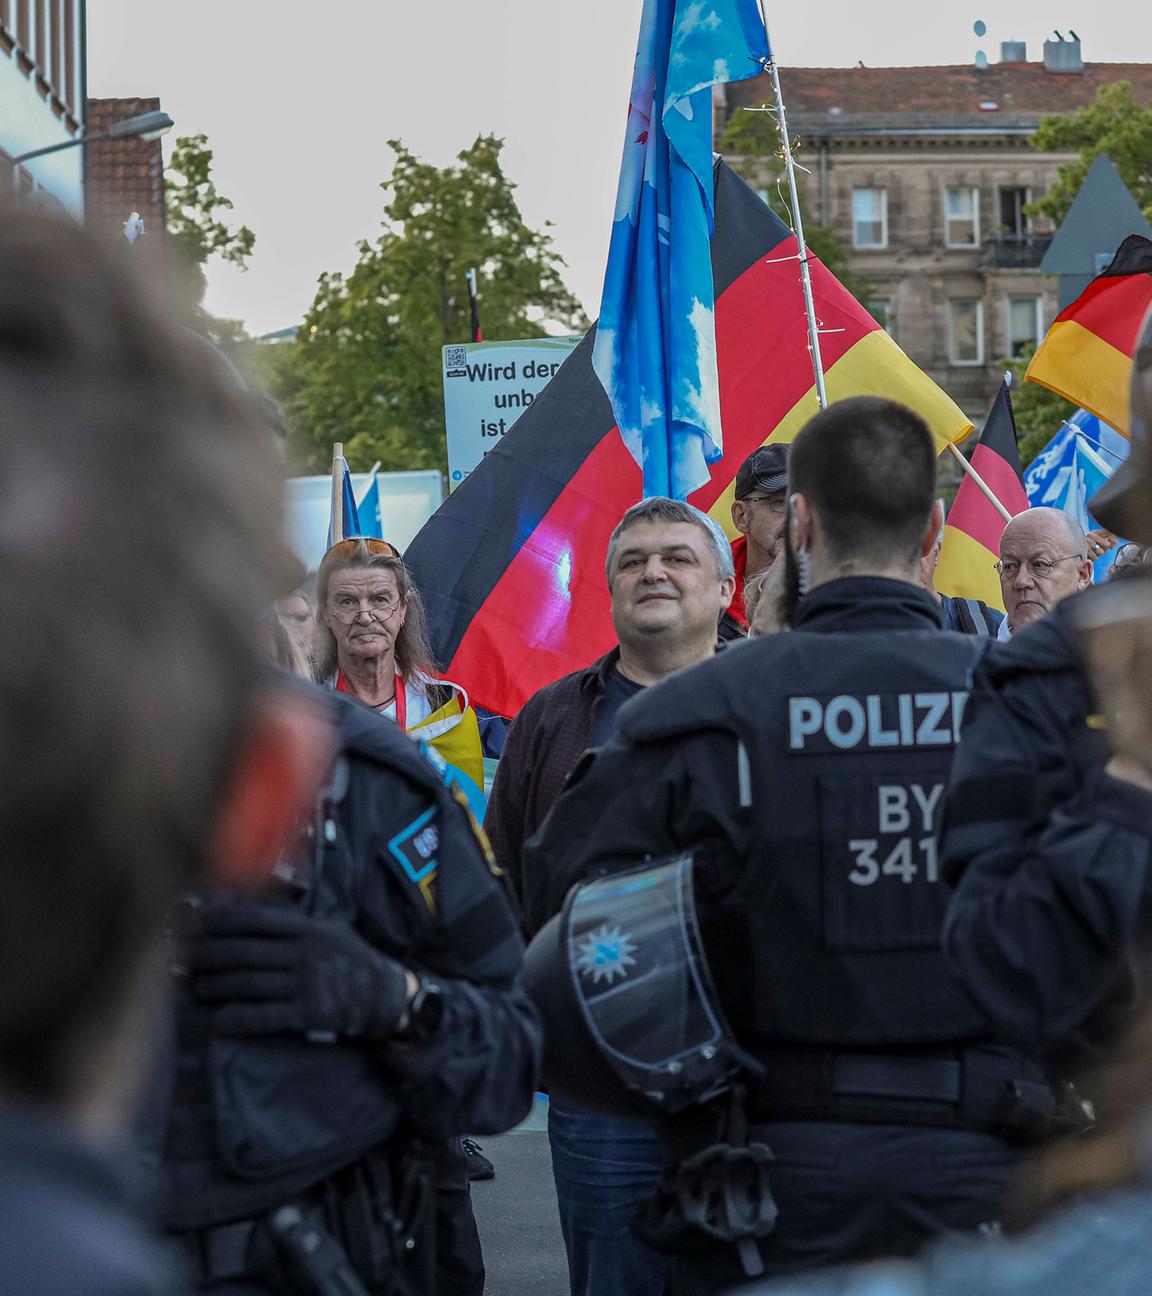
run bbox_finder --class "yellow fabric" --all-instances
[1025,319,1133,437]
[408,695,485,802]
[935,524,1005,611]
[709,331,975,538]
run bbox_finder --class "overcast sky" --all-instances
[87,1,1151,337]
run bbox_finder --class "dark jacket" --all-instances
[939,594,1004,637]
[0,1106,179,1296]
[941,590,1148,1060]
[160,685,541,1231]
[524,580,1006,1061]
[485,649,621,898]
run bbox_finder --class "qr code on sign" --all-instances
[445,346,466,369]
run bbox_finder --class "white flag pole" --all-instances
[754,32,828,409]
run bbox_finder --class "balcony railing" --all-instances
[982,233,1053,269]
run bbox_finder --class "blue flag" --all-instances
[592,0,769,500]
[1024,409,1130,578]
[356,469,385,540]
[327,452,363,547]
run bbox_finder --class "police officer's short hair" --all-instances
[0,208,292,1102]
[790,398,937,565]
[605,497,736,582]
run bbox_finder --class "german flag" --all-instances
[1026,234,1152,436]
[406,161,972,718]
[935,381,1029,611]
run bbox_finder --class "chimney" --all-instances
[1044,35,1084,73]
[1001,40,1027,62]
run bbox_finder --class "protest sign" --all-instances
[442,337,580,489]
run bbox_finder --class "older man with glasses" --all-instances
[994,508,1094,637]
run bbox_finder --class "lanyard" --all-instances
[336,669,407,730]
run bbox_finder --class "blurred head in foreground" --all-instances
[0,210,329,1129]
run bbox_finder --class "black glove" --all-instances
[186,903,411,1040]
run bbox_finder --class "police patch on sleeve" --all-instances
[388,808,439,913]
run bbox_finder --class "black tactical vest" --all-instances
[161,693,466,1231]
[620,587,989,1052]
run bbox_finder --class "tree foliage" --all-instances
[165,134,255,340]
[719,108,873,306]
[267,136,587,474]
[1003,344,1076,468]
[1028,83,1152,226]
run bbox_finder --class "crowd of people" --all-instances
[7,195,1152,1296]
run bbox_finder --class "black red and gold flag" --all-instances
[406,161,971,718]
[936,381,1030,610]
[1026,234,1152,435]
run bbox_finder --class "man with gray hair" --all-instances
[996,506,1093,636]
[486,495,734,1296]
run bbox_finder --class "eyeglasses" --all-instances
[329,593,402,624]
[994,554,1085,580]
[742,494,787,515]
[324,537,401,562]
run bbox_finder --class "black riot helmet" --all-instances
[523,855,749,1118]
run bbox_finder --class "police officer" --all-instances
[941,308,1152,1064]
[155,682,541,1295]
[523,398,1067,1291]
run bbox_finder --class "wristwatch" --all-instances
[398,978,445,1042]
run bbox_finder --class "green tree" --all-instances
[165,134,256,338]
[1003,344,1076,467]
[719,108,873,305]
[1028,82,1152,226]
[268,135,586,474]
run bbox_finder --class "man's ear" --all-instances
[718,573,736,612]
[731,500,751,537]
[920,500,946,559]
[205,687,335,888]
[1076,557,1095,590]
[789,493,813,553]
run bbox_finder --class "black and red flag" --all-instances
[1027,234,1152,436]
[407,161,971,718]
[935,381,1030,610]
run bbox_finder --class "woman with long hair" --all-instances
[314,537,485,815]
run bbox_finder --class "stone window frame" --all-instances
[1006,295,1043,357]
[944,186,981,249]
[947,299,984,366]
[851,186,888,251]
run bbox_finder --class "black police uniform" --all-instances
[155,685,541,1295]
[524,578,1062,1288]
[941,588,1142,1066]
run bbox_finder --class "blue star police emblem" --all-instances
[575,924,639,985]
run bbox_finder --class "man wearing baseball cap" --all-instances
[721,443,790,639]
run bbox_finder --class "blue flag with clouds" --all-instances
[1024,409,1130,577]
[592,0,769,500]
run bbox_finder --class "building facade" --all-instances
[0,0,86,212]
[715,39,1152,420]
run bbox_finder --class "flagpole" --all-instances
[331,442,344,545]
[758,40,828,409]
[945,442,1014,523]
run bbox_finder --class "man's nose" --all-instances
[1011,564,1034,588]
[641,556,667,580]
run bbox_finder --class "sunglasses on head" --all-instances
[324,537,401,562]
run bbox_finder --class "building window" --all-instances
[1007,296,1042,355]
[948,299,983,365]
[869,298,893,336]
[945,187,980,247]
[852,187,887,249]
[998,187,1030,238]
